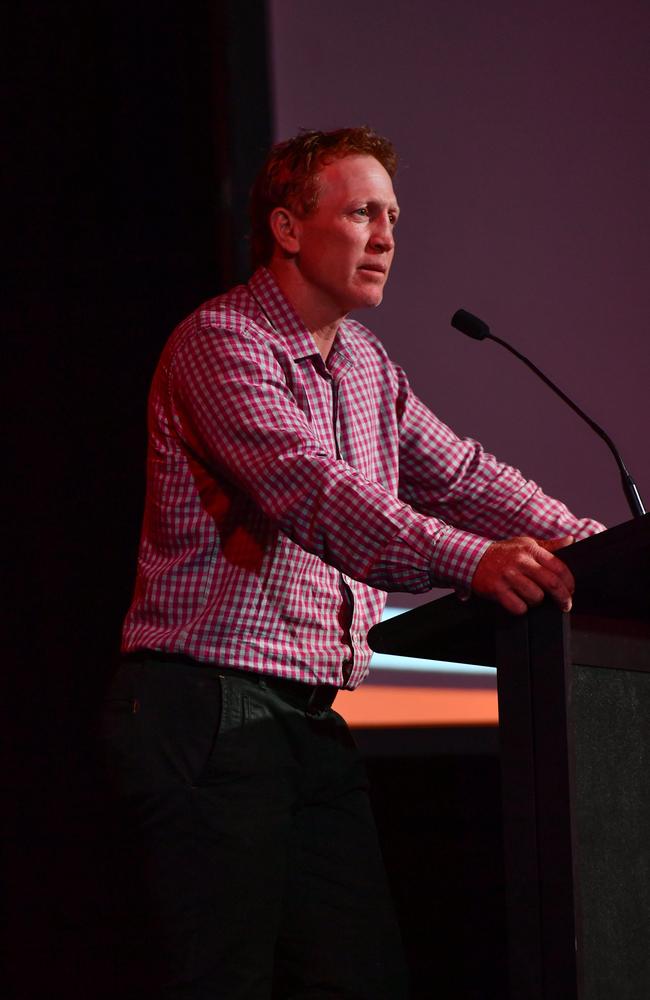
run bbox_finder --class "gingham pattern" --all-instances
[122,268,603,688]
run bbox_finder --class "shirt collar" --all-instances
[248,267,358,368]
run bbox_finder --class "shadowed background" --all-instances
[270,0,649,532]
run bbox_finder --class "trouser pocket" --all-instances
[99,659,223,797]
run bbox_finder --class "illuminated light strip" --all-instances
[369,605,495,677]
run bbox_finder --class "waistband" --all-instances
[122,650,339,716]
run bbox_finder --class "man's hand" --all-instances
[471,535,576,614]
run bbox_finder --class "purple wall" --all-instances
[269,0,649,531]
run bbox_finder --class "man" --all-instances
[105,127,603,999]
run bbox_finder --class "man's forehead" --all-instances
[317,154,398,204]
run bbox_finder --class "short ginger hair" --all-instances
[249,126,398,269]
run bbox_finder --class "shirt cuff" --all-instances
[430,527,493,591]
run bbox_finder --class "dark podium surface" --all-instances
[369,515,650,1000]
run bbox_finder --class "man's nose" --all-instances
[369,214,395,252]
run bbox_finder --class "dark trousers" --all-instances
[100,656,408,999]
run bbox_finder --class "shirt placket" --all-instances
[327,369,355,686]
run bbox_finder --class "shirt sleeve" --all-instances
[167,325,495,594]
[393,363,605,581]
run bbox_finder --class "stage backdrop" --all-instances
[268,0,649,724]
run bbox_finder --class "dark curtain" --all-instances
[5,5,271,996]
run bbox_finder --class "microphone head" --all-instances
[451,309,491,341]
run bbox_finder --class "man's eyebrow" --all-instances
[360,198,401,214]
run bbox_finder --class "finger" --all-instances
[530,565,574,611]
[498,574,571,614]
[506,573,546,607]
[495,587,529,615]
[511,548,574,610]
[535,547,576,593]
[539,534,574,553]
[492,562,545,612]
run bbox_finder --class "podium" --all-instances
[368,515,650,999]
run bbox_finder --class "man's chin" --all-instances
[349,288,385,312]
[362,290,384,309]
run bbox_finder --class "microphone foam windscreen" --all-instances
[451,309,491,340]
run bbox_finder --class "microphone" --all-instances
[450,308,646,519]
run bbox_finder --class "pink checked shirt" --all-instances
[122,268,603,687]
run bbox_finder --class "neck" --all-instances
[268,258,344,361]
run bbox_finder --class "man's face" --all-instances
[290,154,399,317]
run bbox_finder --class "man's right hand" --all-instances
[471,535,576,614]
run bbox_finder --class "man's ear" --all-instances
[269,207,301,256]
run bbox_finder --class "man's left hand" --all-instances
[471,535,576,614]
